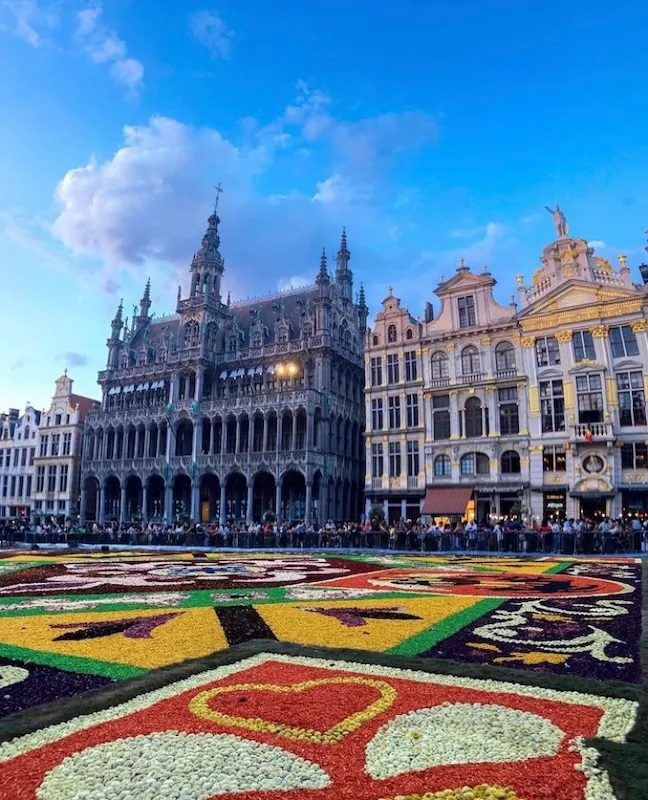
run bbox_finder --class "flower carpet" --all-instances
[0,550,644,799]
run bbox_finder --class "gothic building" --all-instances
[80,206,366,525]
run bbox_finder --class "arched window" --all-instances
[372,335,379,346]
[461,345,480,376]
[495,341,516,372]
[464,396,483,438]
[501,450,521,474]
[431,351,449,379]
[460,452,490,476]
[434,454,451,476]
[184,321,200,348]
[387,324,397,343]
[406,328,413,340]
[276,325,289,344]
[251,330,263,348]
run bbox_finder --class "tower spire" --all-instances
[358,282,367,309]
[190,198,225,300]
[335,227,353,300]
[139,278,151,318]
[316,247,330,286]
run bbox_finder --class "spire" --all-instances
[139,278,151,318]
[336,227,351,276]
[316,247,330,286]
[358,282,367,309]
[190,201,225,300]
[110,298,124,338]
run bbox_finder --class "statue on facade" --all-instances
[545,204,569,238]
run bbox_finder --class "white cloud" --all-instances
[189,9,234,59]
[75,2,144,94]
[449,226,484,239]
[277,275,311,291]
[589,239,606,249]
[0,0,58,47]
[50,85,442,300]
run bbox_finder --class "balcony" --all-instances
[429,377,450,389]
[496,368,519,380]
[572,422,613,441]
[371,477,383,490]
[407,476,421,490]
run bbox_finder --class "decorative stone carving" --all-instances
[556,329,573,343]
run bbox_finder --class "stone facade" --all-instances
[0,405,41,521]
[365,220,648,524]
[31,372,98,523]
[81,209,366,525]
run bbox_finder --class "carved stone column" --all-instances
[246,479,253,524]
[305,481,312,524]
[275,480,282,522]
[219,482,227,524]
[119,484,126,523]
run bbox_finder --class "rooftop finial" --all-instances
[358,282,367,309]
[316,247,330,286]
[213,181,223,214]
[457,257,467,271]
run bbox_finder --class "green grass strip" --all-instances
[543,560,573,574]
[386,597,504,656]
[0,642,147,680]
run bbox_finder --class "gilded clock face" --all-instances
[582,453,605,474]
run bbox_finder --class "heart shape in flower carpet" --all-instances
[189,677,396,743]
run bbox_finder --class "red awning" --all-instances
[421,487,474,516]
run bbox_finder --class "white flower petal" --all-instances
[36,731,331,800]
[365,702,565,779]
[0,666,29,689]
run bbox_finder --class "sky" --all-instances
[1,0,647,412]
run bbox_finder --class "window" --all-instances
[36,466,45,492]
[460,452,490,476]
[66,415,70,424]
[10,477,15,498]
[47,465,57,492]
[388,442,401,477]
[621,442,648,470]
[535,336,561,367]
[387,354,400,384]
[617,371,647,426]
[21,448,27,467]
[55,414,62,426]
[372,335,379,346]
[0,449,3,469]
[371,399,383,431]
[39,435,49,457]
[609,325,639,358]
[404,351,418,382]
[501,450,521,474]
[461,345,480,376]
[29,448,35,466]
[464,396,483,438]
[406,394,419,427]
[495,342,516,372]
[26,476,32,497]
[62,432,72,455]
[51,434,60,457]
[1,476,6,497]
[498,387,519,435]
[433,395,451,440]
[430,351,449,380]
[576,374,604,424]
[59,465,69,493]
[4,450,9,468]
[457,295,476,328]
[387,324,397,343]
[543,446,566,472]
[406,328,413,340]
[434,454,451,476]
[12,449,18,467]
[388,396,401,429]
[407,441,419,476]
[371,444,384,477]
[540,380,565,432]
[573,330,596,362]
[370,357,383,387]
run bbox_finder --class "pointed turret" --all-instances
[190,203,225,301]
[335,227,353,300]
[140,278,151,317]
[357,281,368,331]
[316,248,331,287]
[107,299,124,369]
[358,282,367,309]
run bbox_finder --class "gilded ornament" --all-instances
[521,336,536,348]
[556,329,573,343]
[531,268,545,287]
[630,319,648,333]
[481,336,492,345]
[594,256,613,273]
[591,325,608,338]
[445,342,455,351]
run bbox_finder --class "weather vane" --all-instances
[213,182,223,213]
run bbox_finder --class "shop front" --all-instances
[621,488,648,520]
[542,489,567,521]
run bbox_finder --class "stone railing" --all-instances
[572,422,613,440]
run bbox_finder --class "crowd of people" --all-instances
[1,515,647,554]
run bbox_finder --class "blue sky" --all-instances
[1,0,647,411]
